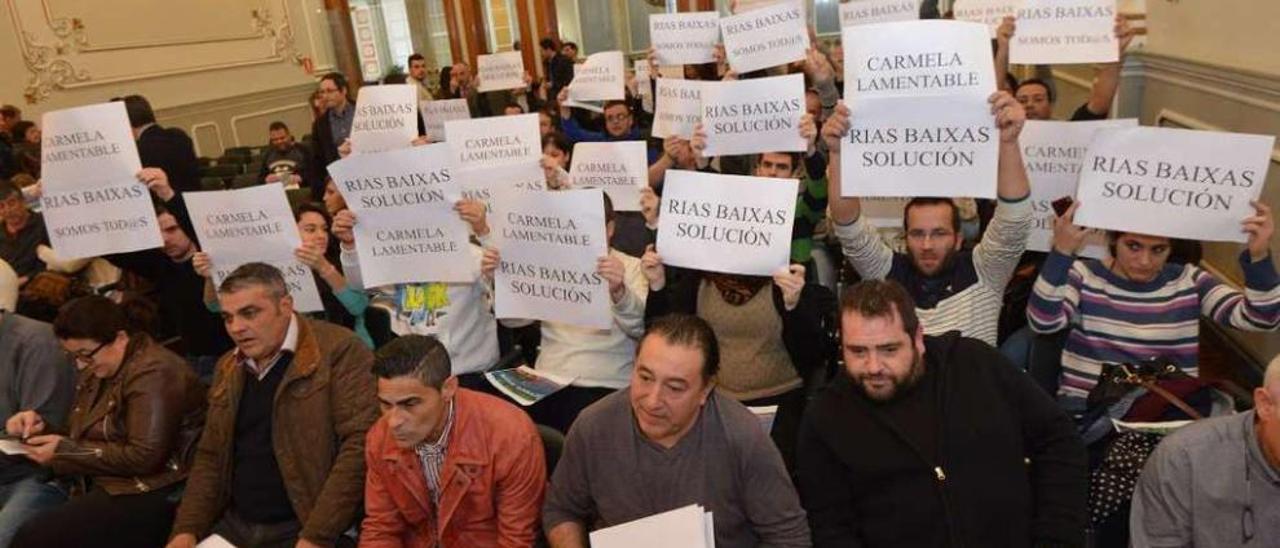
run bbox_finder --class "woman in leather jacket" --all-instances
[7,295,206,547]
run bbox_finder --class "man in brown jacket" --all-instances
[167,263,377,548]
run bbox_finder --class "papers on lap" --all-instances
[589,504,716,548]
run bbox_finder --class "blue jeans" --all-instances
[0,476,66,547]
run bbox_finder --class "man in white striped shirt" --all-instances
[821,93,1033,347]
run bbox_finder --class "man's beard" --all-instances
[854,347,925,403]
[908,245,958,278]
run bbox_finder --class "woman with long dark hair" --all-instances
[8,296,206,547]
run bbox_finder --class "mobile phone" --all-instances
[1051,196,1074,217]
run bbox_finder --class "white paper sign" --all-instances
[185,186,323,312]
[839,0,921,27]
[652,79,704,139]
[861,197,912,228]
[477,51,527,92]
[634,62,655,114]
[701,74,807,157]
[733,0,806,17]
[953,0,1023,37]
[420,99,471,143]
[568,51,625,102]
[456,162,547,213]
[326,144,474,286]
[650,12,720,66]
[590,505,714,548]
[842,20,995,101]
[842,95,998,199]
[1020,119,1136,257]
[570,142,648,211]
[656,170,797,276]
[39,102,161,259]
[350,84,417,154]
[720,1,809,74]
[1074,127,1276,243]
[493,188,610,330]
[446,113,540,169]
[1010,0,1117,65]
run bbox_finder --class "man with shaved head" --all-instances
[1131,356,1280,545]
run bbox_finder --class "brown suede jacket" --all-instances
[51,335,206,495]
[170,316,377,545]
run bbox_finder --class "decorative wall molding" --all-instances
[1127,51,1280,114]
[190,122,225,158]
[7,0,309,103]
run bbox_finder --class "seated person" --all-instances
[797,280,1086,547]
[543,314,811,548]
[166,263,377,548]
[0,179,48,283]
[362,335,545,546]
[10,296,206,548]
[335,200,500,385]
[1029,201,1280,413]
[822,95,1032,346]
[482,193,648,433]
[0,259,75,546]
[259,121,314,189]
[555,90,659,163]
[1131,353,1280,545]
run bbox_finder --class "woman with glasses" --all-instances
[6,295,206,547]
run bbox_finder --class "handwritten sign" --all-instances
[350,84,417,153]
[1010,0,1118,65]
[185,185,323,312]
[652,79,704,139]
[39,102,161,258]
[477,51,527,92]
[493,188,611,330]
[568,51,625,102]
[839,0,921,27]
[570,141,648,211]
[700,74,807,157]
[327,144,474,286]
[1020,119,1136,257]
[650,12,720,66]
[420,99,470,143]
[656,170,797,276]
[1074,127,1276,243]
[720,1,809,74]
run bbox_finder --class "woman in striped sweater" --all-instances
[1028,201,1280,414]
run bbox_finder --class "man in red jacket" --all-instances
[362,335,546,547]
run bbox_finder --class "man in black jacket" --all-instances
[310,72,355,200]
[797,279,1086,547]
[114,95,201,194]
[540,37,574,101]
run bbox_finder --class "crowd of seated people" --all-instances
[0,9,1277,547]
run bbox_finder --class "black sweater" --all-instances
[797,332,1087,548]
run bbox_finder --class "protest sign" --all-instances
[185,185,323,312]
[732,0,806,16]
[839,0,921,27]
[953,0,1023,37]
[649,12,720,66]
[634,62,655,113]
[493,188,611,330]
[860,197,912,228]
[841,94,998,199]
[842,20,995,101]
[446,113,544,208]
[700,74,807,157]
[477,51,526,92]
[1010,0,1117,65]
[420,99,470,142]
[656,170,797,276]
[39,102,162,259]
[350,84,417,153]
[326,144,474,286]
[590,505,714,548]
[570,141,647,211]
[1020,119,1136,257]
[1074,127,1276,243]
[720,1,809,74]
[568,51,625,102]
[652,79,704,139]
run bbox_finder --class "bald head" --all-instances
[1266,354,1280,394]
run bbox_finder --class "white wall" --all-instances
[1145,0,1280,76]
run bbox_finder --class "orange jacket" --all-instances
[360,388,546,547]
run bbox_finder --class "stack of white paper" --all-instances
[590,504,715,548]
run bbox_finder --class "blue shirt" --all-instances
[328,102,355,147]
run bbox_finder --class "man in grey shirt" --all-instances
[1131,354,1280,547]
[543,314,811,548]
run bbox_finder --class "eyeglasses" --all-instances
[66,340,110,366]
[605,113,631,123]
